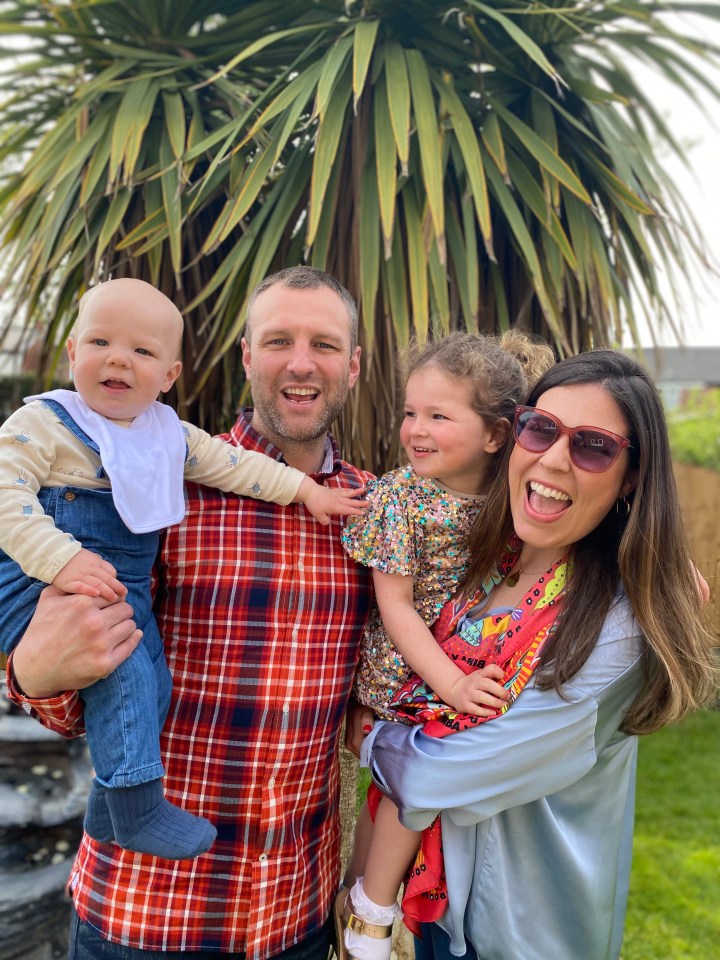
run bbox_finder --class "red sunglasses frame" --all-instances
[513,405,632,472]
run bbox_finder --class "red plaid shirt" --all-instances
[7,412,372,958]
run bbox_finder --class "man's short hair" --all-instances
[245,266,358,350]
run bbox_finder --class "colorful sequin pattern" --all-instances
[342,465,484,719]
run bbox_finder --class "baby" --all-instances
[0,278,365,860]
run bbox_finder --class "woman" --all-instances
[360,350,717,960]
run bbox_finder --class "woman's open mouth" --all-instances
[526,480,572,517]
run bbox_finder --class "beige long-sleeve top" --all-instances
[0,399,304,584]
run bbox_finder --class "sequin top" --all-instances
[342,465,484,720]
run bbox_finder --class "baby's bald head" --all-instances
[76,279,184,357]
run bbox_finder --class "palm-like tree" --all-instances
[1,0,718,471]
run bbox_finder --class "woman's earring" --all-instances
[616,495,631,515]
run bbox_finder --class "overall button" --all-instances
[64,492,76,501]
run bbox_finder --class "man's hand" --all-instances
[11,586,142,698]
[53,547,125,601]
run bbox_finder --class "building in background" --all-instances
[634,346,720,410]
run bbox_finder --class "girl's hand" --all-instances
[447,664,510,716]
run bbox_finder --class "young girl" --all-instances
[339,331,554,960]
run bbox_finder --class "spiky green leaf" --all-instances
[353,18,380,112]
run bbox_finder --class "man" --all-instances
[7,267,373,960]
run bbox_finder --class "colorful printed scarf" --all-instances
[381,544,568,935]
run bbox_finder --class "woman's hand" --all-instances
[345,697,376,758]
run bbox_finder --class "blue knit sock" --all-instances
[106,779,216,860]
[83,780,115,843]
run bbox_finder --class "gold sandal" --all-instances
[333,887,393,960]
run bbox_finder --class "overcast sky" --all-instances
[627,11,720,348]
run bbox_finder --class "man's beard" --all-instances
[254,386,349,444]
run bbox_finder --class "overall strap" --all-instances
[39,398,104,479]
[39,398,100,455]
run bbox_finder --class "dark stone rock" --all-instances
[0,676,89,960]
[0,858,73,960]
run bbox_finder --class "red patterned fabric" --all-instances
[7,411,373,960]
[391,555,567,935]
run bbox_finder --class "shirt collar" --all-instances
[230,408,341,479]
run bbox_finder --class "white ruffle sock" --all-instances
[344,877,402,960]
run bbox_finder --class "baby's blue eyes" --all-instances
[88,339,152,356]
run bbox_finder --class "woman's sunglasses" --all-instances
[513,406,632,473]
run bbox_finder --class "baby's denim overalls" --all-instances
[0,400,171,788]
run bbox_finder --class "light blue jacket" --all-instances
[363,596,645,960]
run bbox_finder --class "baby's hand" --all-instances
[447,664,510,716]
[52,548,126,601]
[296,476,368,526]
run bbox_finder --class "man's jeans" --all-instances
[69,907,332,960]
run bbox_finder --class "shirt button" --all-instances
[297,559,304,571]
[268,777,275,788]
[64,492,76,501]
[291,629,299,641]
[259,853,268,863]
[282,703,289,715]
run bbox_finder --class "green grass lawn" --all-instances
[621,708,720,959]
